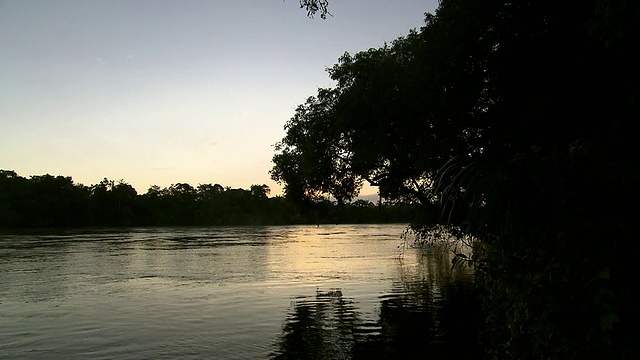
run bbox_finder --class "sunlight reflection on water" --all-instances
[0,224,479,359]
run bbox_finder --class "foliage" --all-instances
[0,170,412,228]
[274,0,638,358]
[298,0,330,19]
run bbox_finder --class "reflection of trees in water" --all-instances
[272,289,359,360]
[384,245,480,358]
[272,247,482,359]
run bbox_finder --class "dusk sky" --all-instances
[1,0,438,195]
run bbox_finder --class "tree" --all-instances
[273,0,638,357]
[297,0,330,19]
[0,170,30,226]
[271,22,484,208]
[24,174,89,226]
[271,87,364,205]
[250,184,270,201]
[111,180,138,225]
[88,178,139,225]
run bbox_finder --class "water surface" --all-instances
[0,224,479,359]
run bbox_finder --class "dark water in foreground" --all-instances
[0,224,480,359]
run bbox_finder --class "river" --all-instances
[0,224,481,359]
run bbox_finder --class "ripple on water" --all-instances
[0,225,480,359]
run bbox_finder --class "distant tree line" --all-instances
[0,170,412,228]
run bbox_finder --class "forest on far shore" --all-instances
[0,170,413,228]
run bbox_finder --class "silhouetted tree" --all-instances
[111,180,138,225]
[273,0,638,357]
[0,170,30,226]
[0,170,413,227]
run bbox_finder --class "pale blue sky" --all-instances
[1,0,437,195]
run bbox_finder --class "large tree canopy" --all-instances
[274,0,638,226]
[273,0,638,358]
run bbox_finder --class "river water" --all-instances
[0,224,480,359]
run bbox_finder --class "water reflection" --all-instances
[272,289,359,360]
[272,245,481,359]
[0,225,480,359]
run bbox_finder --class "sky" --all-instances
[1,0,438,196]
